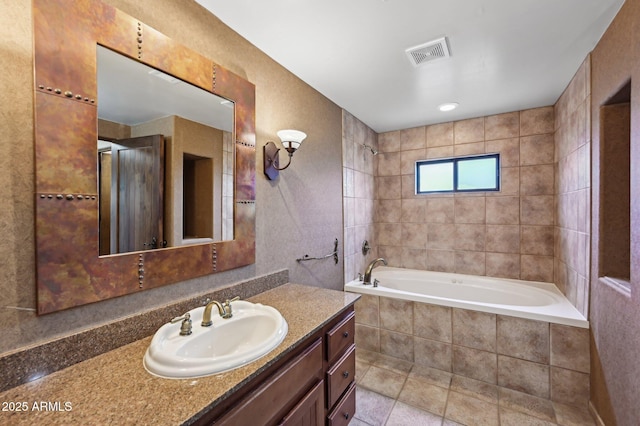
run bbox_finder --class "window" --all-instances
[416,153,500,194]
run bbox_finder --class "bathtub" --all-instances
[344,266,588,328]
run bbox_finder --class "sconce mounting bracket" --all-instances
[263,141,281,180]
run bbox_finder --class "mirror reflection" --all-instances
[97,46,235,255]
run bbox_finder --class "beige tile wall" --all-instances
[375,107,555,282]
[354,295,590,407]
[554,57,591,317]
[343,111,379,282]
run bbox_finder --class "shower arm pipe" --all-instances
[360,143,378,155]
[296,238,339,264]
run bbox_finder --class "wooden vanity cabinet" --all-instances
[214,339,324,426]
[195,306,356,426]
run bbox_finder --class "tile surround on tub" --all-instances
[375,106,557,285]
[354,294,591,408]
[554,55,591,319]
[498,355,550,399]
[381,329,414,362]
[452,308,496,352]
[342,111,378,285]
[485,111,520,140]
[453,345,498,384]
[550,323,590,374]
[485,252,521,279]
[414,303,452,343]
[454,117,485,144]
[414,336,453,372]
[497,315,550,364]
[486,196,520,225]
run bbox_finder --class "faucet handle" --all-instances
[225,296,240,305]
[222,296,240,318]
[170,313,192,336]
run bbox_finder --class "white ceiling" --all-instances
[195,0,624,133]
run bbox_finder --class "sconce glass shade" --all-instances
[277,129,307,151]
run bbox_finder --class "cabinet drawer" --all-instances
[326,344,355,408]
[327,382,356,426]
[216,339,323,426]
[326,311,355,363]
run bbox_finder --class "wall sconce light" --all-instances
[263,129,307,180]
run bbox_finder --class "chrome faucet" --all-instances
[363,258,387,285]
[201,296,240,327]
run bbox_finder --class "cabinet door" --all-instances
[216,339,323,426]
[278,380,324,426]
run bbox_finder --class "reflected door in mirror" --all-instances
[99,135,165,254]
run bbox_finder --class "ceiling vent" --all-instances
[405,37,451,67]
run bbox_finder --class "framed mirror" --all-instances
[33,0,256,314]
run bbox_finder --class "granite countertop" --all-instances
[0,284,359,425]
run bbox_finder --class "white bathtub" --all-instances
[344,266,588,328]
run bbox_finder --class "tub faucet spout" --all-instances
[363,258,387,284]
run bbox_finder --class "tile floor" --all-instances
[353,349,596,426]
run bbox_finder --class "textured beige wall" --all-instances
[98,119,132,139]
[590,0,640,424]
[0,0,343,355]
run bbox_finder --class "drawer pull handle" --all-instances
[343,331,349,338]
[342,371,349,378]
[343,413,350,420]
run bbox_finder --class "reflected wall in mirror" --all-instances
[33,0,256,314]
[96,46,235,255]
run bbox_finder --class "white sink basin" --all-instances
[144,300,288,379]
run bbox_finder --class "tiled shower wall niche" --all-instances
[354,294,590,409]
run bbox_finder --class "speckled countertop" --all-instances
[0,284,359,425]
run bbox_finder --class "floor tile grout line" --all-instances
[386,367,413,423]
[382,399,399,426]
[356,351,579,426]
[441,379,452,425]
[398,363,450,422]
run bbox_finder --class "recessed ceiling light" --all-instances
[438,102,459,112]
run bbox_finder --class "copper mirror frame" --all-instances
[33,0,256,314]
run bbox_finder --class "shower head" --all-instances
[361,143,378,155]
